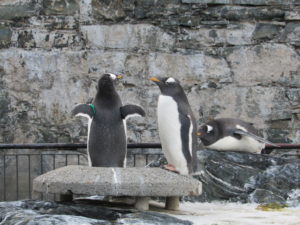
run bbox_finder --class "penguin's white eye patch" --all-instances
[166,77,176,83]
[206,125,213,133]
[236,125,247,132]
[109,73,117,80]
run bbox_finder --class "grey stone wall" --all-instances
[0,0,299,145]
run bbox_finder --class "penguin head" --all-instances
[149,77,183,96]
[197,121,219,146]
[97,73,123,91]
[98,73,122,86]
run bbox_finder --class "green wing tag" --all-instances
[89,104,96,116]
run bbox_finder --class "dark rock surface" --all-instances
[0,200,192,225]
[185,150,300,205]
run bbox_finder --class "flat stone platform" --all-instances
[33,165,202,210]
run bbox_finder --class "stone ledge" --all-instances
[33,165,202,196]
[33,165,202,210]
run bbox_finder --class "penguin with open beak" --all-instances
[150,77,198,175]
[197,118,278,153]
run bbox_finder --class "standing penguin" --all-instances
[197,118,277,153]
[150,77,198,175]
[72,73,145,167]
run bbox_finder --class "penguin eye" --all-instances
[206,125,213,133]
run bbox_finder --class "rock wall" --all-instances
[0,0,299,144]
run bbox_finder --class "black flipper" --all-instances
[233,129,279,147]
[71,104,95,119]
[120,104,145,120]
[179,114,193,160]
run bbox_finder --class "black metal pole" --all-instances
[0,143,162,150]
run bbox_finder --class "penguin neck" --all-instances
[161,91,189,105]
[95,85,121,106]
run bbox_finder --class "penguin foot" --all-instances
[163,164,179,174]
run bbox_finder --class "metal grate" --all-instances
[0,143,163,201]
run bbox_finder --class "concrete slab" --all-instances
[33,165,202,198]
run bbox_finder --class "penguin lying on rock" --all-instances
[150,77,198,175]
[197,118,278,154]
[72,73,145,167]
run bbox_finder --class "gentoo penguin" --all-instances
[72,73,145,167]
[150,77,197,175]
[197,118,277,153]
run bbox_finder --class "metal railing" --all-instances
[0,142,298,201]
[0,143,163,202]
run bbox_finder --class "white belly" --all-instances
[207,136,265,153]
[87,118,92,166]
[157,95,188,174]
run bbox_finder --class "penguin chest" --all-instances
[208,136,264,153]
[157,95,188,174]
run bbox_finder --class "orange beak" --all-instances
[149,77,160,82]
[197,132,203,137]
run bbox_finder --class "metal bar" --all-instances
[77,154,80,165]
[40,154,43,175]
[16,155,19,200]
[3,155,6,201]
[53,155,55,170]
[129,148,162,155]
[263,144,300,154]
[0,143,162,150]
[28,155,31,199]
[0,143,85,149]
[265,144,300,149]
[1,153,84,156]
[1,142,300,151]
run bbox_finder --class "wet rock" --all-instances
[0,200,192,225]
[247,162,300,203]
[249,189,286,204]
[187,150,300,205]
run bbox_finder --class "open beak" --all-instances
[149,77,160,82]
[117,75,123,79]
